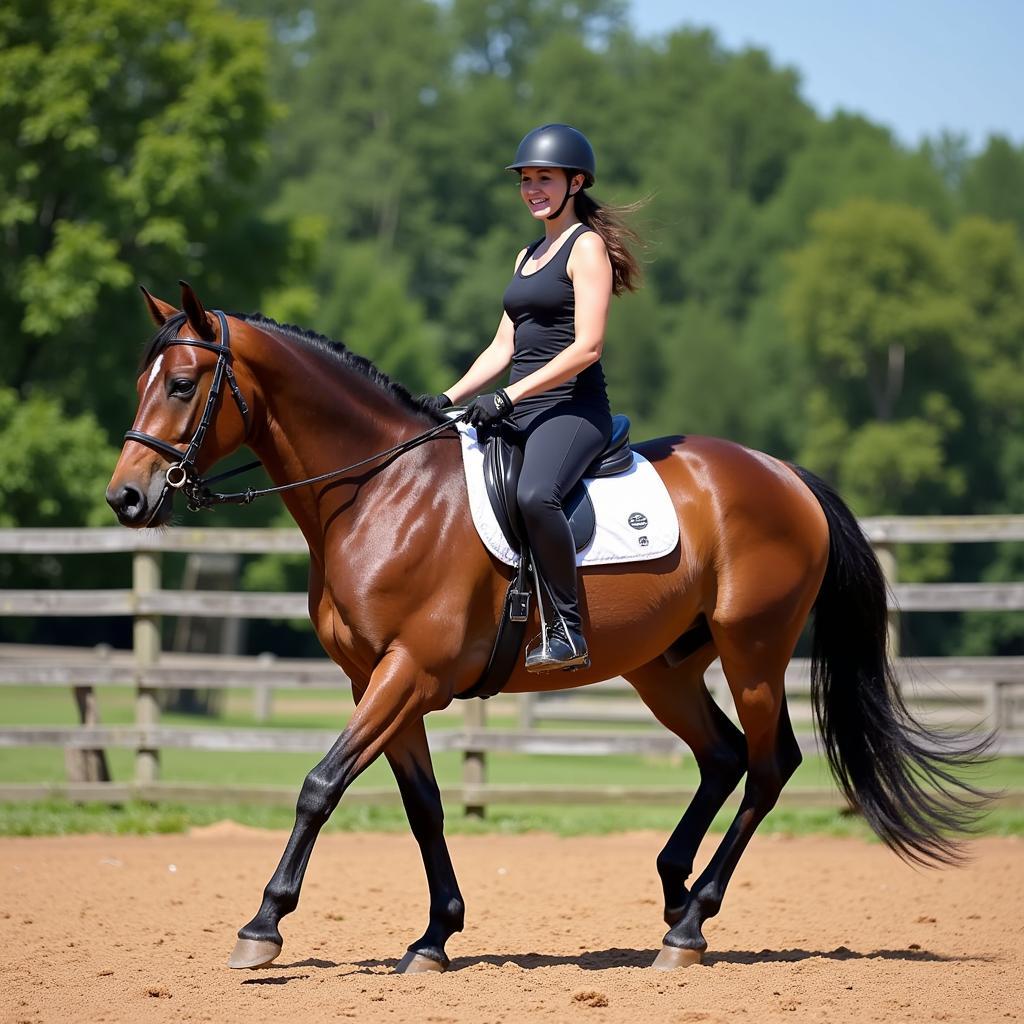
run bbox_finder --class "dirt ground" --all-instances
[0,827,1020,1024]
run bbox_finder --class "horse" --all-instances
[106,281,986,974]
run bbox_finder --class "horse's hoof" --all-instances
[394,951,447,974]
[227,937,283,969]
[652,944,703,970]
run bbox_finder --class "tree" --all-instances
[946,215,1024,656]
[0,388,117,530]
[452,0,625,81]
[782,199,969,515]
[946,216,1024,505]
[224,0,455,382]
[761,114,953,250]
[697,46,814,205]
[920,130,972,193]
[960,136,1024,235]
[0,0,280,430]
[0,388,120,613]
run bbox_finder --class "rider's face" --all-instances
[519,167,583,219]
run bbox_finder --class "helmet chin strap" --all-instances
[546,179,577,220]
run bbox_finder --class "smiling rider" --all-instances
[424,124,643,672]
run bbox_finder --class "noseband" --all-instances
[123,310,460,513]
[124,310,253,511]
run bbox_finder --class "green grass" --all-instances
[1,684,1021,838]
[0,798,872,839]
[3,797,1021,840]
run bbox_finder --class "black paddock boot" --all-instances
[525,620,590,673]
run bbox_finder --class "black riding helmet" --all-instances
[506,124,596,220]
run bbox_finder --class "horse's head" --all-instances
[106,282,251,527]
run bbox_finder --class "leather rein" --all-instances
[124,310,460,512]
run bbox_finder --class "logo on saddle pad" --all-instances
[628,512,648,530]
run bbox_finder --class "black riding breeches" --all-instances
[511,406,613,634]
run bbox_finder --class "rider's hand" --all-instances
[464,389,514,427]
[418,392,453,416]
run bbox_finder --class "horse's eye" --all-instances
[169,378,196,398]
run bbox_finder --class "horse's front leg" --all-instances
[227,648,441,969]
[385,719,465,974]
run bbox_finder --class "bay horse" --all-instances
[106,282,985,973]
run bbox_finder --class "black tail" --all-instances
[792,465,990,866]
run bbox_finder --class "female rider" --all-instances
[426,124,641,671]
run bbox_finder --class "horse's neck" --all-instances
[243,330,448,545]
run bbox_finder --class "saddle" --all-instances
[457,414,633,700]
[483,414,634,555]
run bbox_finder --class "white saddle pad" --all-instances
[456,422,680,568]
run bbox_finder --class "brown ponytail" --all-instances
[574,190,645,295]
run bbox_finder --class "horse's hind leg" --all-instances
[656,615,804,968]
[625,648,747,937]
[385,720,465,974]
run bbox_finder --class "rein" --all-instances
[124,311,461,512]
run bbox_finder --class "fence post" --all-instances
[65,684,111,783]
[253,685,274,722]
[462,698,487,818]
[517,692,536,730]
[993,679,1020,735]
[253,652,275,722]
[874,542,900,657]
[133,550,162,786]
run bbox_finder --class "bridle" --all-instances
[123,310,459,513]
[124,310,253,512]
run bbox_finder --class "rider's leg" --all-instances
[515,407,611,664]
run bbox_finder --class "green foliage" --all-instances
[0,0,280,428]
[3,0,1022,657]
[946,217,1024,502]
[316,243,445,393]
[653,302,751,442]
[0,387,121,613]
[836,416,964,516]
[782,199,973,515]
[764,114,952,246]
[18,221,133,336]
[0,387,117,528]
[452,0,626,80]
[960,135,1024,233]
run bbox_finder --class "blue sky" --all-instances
[629,0,1022,151]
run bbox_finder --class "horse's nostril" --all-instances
[107,483,145,521]
[121,485,143,514]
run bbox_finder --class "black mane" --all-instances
[139,310,445,422]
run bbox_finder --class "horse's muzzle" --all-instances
[105,477,172,528]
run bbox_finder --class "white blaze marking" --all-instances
[146,353,164,390]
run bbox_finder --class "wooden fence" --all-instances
[0,520,1022,812]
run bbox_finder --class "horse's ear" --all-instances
[139,285,177,326]
[179,280,216,342]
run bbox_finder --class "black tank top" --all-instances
[502,224,610,429]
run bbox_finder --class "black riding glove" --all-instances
[418,392,453,416]
[464,388,514,427]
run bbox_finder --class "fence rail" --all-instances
[0,781,879,810]
[3,516,1023,553]
[4,583,1024,618]
[1,520,1022,812]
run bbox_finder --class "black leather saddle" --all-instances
[483,414,633,553]
[455,413,632,702]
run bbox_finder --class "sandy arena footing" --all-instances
[0,828,1020,1023]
